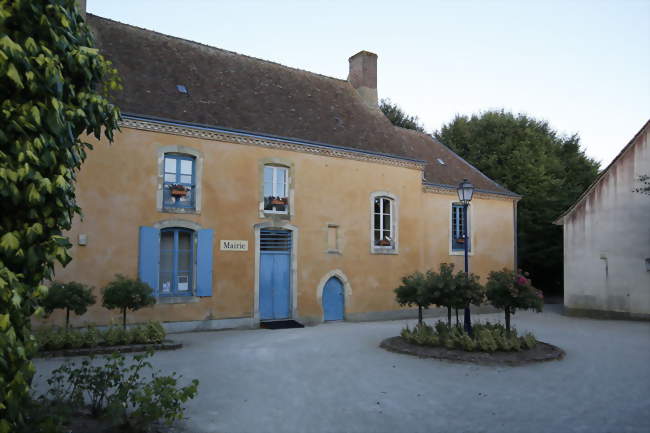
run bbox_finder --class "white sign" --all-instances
[220,240,248,251]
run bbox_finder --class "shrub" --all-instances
[83,325,101,348]
[102,275,156,329]
[486,269,544,332]
[0,0,121,428]
[401,321,537,352]
[395,271,433,325]
[42,281,96,329]
[34,322,166,351]
[45,351,198,431]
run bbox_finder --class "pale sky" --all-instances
[88,0,650,168]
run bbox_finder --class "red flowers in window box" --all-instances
[270,197,288,205]
[169,184,188,197]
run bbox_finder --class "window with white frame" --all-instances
[263,165,289,213]
[373,196,395,249]
[451,203,470,251]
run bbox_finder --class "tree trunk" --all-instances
[455,308,459,326]
[65,308,70,330]
[122,308,127,330]
[505,306,511,333]
[418,305,423,325]
[447,306,452,328]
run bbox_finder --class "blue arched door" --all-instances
[323,277,344,321]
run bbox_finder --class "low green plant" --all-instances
[34,322,166,351]
[44,351,198,431]
[401,320,537,353]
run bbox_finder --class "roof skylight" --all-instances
[176,84,188,94]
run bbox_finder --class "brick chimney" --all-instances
[348,51,378,108]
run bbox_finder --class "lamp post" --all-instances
[457,178,474,334]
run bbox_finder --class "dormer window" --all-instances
[263,165,289,213]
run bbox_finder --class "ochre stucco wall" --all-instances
[34,126,516,328]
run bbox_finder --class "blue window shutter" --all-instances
[196,229,214,297]
[138,226,160,295]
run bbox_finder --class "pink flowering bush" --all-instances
[486,268,543,332]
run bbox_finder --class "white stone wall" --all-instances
[563,125,650,318]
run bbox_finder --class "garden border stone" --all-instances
[380,336,564,366]
[35,339,182,358]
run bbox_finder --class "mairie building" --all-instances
[36,14,520,331]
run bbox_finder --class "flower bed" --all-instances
[34,321,166,352]
[400,321,537,352]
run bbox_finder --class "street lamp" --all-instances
[457,178,474,333]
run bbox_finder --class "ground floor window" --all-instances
[159,228,194,295]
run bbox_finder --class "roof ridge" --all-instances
[87,13,349,84]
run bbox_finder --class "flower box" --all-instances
[270,197,288,205]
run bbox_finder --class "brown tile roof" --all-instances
[88,14,516,196]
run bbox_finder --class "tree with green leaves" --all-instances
[395,271,432,325]
[102,275,156,329]
[0,1,120,430]
[379,98,426,132]
[435,110,599,294]
[453,270,485,332]
[42,281,95,329]
[427,263,458,327]
[486,268,543,332]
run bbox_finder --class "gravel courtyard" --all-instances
[33,306,650,433]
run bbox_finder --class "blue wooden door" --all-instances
[260,230,292,320]
[323,277,344,321]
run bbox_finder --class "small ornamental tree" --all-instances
[395,271,431,325]
[42,281,95,329]
[102,275,156,329]
[0,1,120,429]
[453,271,485,333]
[428,263,458,327]
[486,268,544,332]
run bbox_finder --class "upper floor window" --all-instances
[163,154,195,210]
[452,203,471,251]
[263,165,289,213]
[373,196,395,250]
[159,228,194,296]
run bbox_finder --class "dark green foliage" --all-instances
[379,98,426,132]
[428,263,484,327]
[0,1,121,430]
[401,321,537,352]
[42,281,95,328]
[634,174,649,195]
[486,268,544,332]
[435,111,599,294]
[44,351,198,431]
[395,271,431,324]
[34,322,166,351]
[102,275,156,329]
